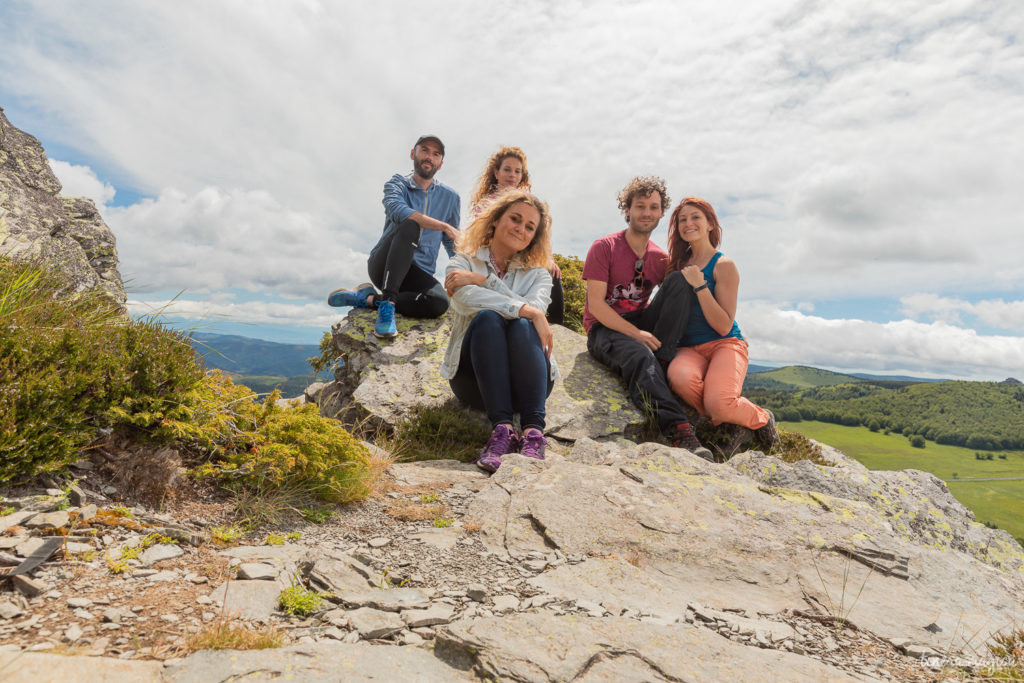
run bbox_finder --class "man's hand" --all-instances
[631,329,661,351]
[443,223,461,243]
[444,269,485,296]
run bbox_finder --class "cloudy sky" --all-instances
[1,0,1021,380]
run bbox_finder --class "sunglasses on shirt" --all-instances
[633,259,644,290]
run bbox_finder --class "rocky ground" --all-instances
[0,446,975,682]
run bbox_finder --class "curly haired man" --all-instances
[582,176,712,460]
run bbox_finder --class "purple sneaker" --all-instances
[475,424,519,473]
[520,428,547,460]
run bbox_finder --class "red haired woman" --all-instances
[664,197,780,451]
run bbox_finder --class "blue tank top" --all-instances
[680,252,744,346]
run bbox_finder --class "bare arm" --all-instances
[681,259,739,336]
[408,211,460,243]
[585,279,660,351]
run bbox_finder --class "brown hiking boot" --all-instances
[669,422,715,462]
[754,410,782,452]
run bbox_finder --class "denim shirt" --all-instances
[369,172,459,275]
[440,247,559,381]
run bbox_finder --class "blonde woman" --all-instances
[467,146,564,325]
[442,190,557,472]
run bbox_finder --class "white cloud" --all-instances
[2,1,1023,376]
[743,301,1024,380]
[106,186,368,298]
[127,296,338,330]
[901,294,1024,331]
[48,160,115,207]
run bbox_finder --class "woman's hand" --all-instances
[445,270,486,296]
[519,304,553,358]
[550,260,562,279]
[681,265,705,288]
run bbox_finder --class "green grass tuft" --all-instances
[393,404,490,463]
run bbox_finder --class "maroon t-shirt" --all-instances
[581,230,667,333]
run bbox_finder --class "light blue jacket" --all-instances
[369,172,459,275]
[441,248,559,381]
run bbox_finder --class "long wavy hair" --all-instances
[667,197,723,272]
[467,146,531,208]
[459,190,552,269]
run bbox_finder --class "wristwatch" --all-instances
[693,283,708,293]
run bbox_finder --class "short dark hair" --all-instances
[415,135,445,156]
[617,176,670,219]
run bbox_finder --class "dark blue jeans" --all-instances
[449,310,553,431]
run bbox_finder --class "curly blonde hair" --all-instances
[458,190,552,269]
[616,176,670,222]
[468,146,531,208]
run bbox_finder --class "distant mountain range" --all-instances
[191,333,322,377]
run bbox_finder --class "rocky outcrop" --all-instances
[326,309,754,454]
[0,107,125,307]
[466,440,1024,658]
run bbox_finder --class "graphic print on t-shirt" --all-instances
[607,279,649,314]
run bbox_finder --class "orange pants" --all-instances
[667,337,770,430]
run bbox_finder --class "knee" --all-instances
[472,309,504,330]
[667,362,702,398]
[421,291,449,318]
[660,270,688,293]
[396,218,420,240]
[507,317,538,342]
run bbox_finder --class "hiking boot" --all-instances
[373,300,397,338]
[669,422,715,462]
[475,424,519,473]
[755,410,782,452]
[328,282,375,308]
[520,428,547,460]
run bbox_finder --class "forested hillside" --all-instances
[749,379,1024,450]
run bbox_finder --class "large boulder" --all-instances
[0,106,125,308]
[327,308,752,451]
[328,309,650,442]
[464,440,1024,656]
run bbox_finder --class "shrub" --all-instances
[393,404,490,463]
[0,257,202,482]
[553,253,585,333]
[278,583,324,616]
[910,435,926,448]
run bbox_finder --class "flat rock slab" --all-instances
[0,651,162,682]
[218,545,306,563]
[139,543,184,567]
[435,613,859,682]
[165,642,470,682]
[337,587,431,612]
[409,527,463,550]
[389,460,488,487]
[308,556,374,595]
[347,607,405,638]
[402,603,456,628]
[23,510,69,529]
[237,562,278,581]
[209,580,283,621]
[0,510,34,532]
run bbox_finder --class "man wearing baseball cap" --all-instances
[329,135,461,338]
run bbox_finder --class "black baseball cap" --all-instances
[415,135,445,156]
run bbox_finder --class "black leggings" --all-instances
[367,218,449,318]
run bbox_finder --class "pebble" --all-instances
[466,583,488,602]
[63,623,83,642]
[368,537,391,548]
[491,595,519,613]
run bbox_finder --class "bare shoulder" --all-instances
[713,255,740,278]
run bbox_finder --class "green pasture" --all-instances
[780,420,1024,543]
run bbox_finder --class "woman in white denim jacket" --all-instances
[442,190,559,473]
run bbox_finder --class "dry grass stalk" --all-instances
[384,501,447,521]
[184,613,285,652]
[462,518,482,533]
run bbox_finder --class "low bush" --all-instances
[1,256,378,510]
[553,253,585,333]
[0,257,201,481]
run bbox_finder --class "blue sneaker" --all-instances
[328,282,375,308]
[374,300,397,338]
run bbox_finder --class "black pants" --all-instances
[587,271,693,434]
[367,218,449,318]
[547,277,565,326]
[450,311,554,430]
